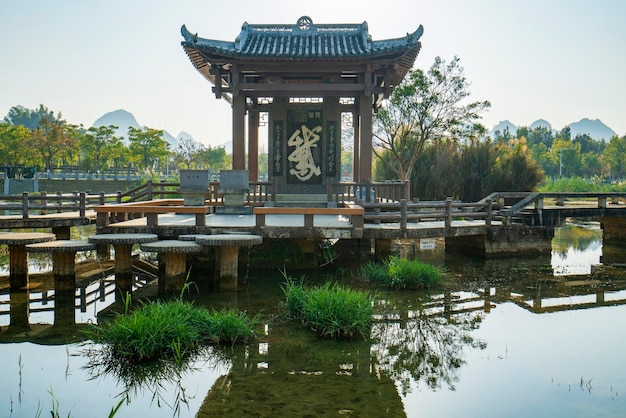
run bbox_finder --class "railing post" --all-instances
[271,178,277,203]
[403,180,410,200]
[536,196,544,225]
[79,192,86,218]
[486,198,492,228]
[116,191,122,204]
[40,191,48,215]
[445,197,452,228]
[99,192,105,205]
[56,191,63,213]
[327,178,333,204]
[365,179,372,203]
[599,196,607,209]
[22,192,29,219]
[400,199,407,231]
[146,180,153,201]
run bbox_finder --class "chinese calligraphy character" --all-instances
[288,124,322,181]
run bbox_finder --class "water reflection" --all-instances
[1,222,626,417]
[83,344,231,416]
[371,291,487,395]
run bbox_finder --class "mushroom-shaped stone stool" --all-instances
[88,233,158,296]
[196,234,263,289]
[0,232,56,290]
[26,240,96,292]
[140,240,203,294]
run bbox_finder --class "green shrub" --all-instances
[281,277,373,339]
[89,300,258,361]
[360,256,446,290]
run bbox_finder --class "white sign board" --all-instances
[419,238,436,250]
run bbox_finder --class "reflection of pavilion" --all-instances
[196,328,405,417]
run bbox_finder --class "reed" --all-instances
[88,300,258,361]
[360,256,446,289]
[281,277,373,339]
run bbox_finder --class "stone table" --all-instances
[140,240,203,294]
[26,240,96,292]
[195,234,263,289]
[0,232,56,290]
[88,233,158,296]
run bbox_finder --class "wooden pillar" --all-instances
[353,110,360,182]
[359,94,372,181]
[232,93,246,170]
[248,106,259,181]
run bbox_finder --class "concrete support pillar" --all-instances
[113,244,133,298]
[9,244,29,290]
[217,246,240,290]
[52,252,76,293]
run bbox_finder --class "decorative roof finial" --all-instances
[297,16,313,31]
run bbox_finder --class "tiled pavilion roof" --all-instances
[181,16,423,95]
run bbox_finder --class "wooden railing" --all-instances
[328,179,410,204]
[357,197,494,231]
[492,192,626,225]
[118,180,274,205]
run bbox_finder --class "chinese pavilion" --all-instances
[181,16,423,194]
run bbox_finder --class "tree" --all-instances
[373,56,490,182]
[4,104,61,130]
[27,116,70,171]
[0,122,32,167]
[603,135,626,179]
[174,136,204,169]
[128,126,170,170]
[80,125,121,172]
[200,145,230,177]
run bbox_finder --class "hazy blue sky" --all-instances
[1,0,624,146]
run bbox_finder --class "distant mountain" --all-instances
[491,120,517,136]
[92,109,180,148]
[92,109,140,141]
[491,118,616,141]
[529,119,551,130]
[569,118,615,141]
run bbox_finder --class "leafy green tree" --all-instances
[4,104,61,130]
[549,139,581,177]
[0,122,32,166]
[80,125,121,172]
[523,126,554,149]
[373,56,490,181]
[489,138,544,193]
[603,135,626,179]
[128,126,170,170]
[200,145,230,177]
[27,116,71,171]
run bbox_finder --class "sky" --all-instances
[1,0,625,147]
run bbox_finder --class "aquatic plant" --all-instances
[360,256,446,289]
[281,277,373,339]
[88,300,259,361]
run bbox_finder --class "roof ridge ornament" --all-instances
[297,16,313,31]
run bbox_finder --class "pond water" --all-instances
[1,223,626,417]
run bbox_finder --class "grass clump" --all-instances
[281,277,373,339]
[360,256,446,290]
[89,299,258,361]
